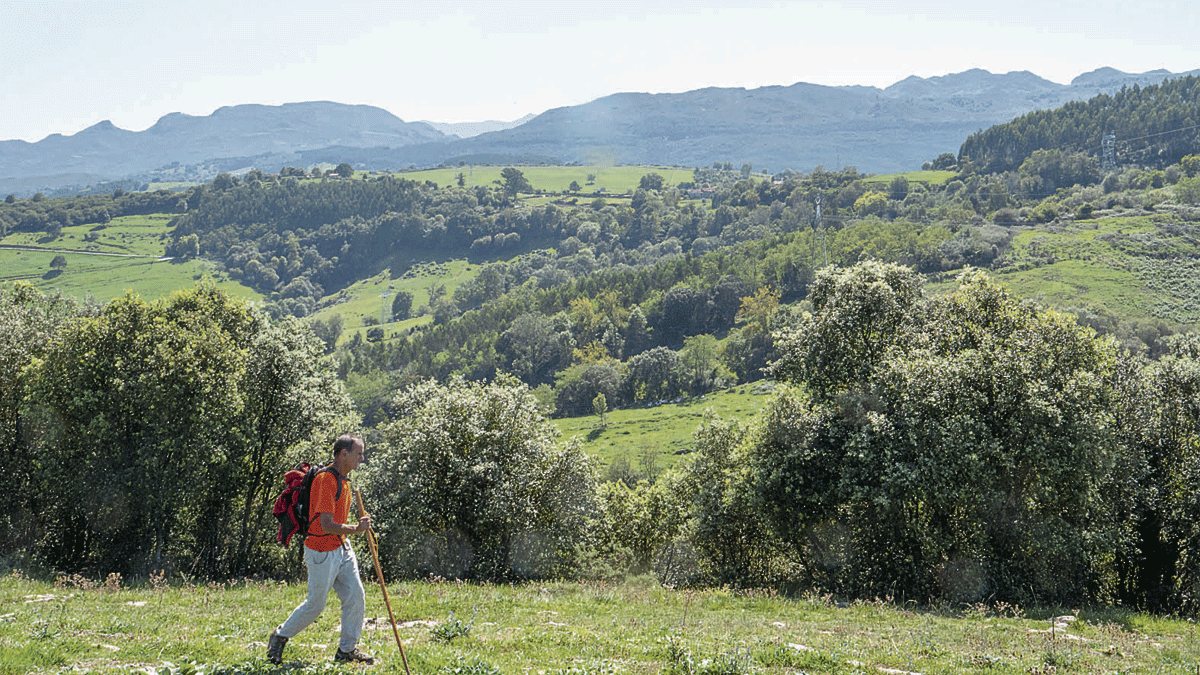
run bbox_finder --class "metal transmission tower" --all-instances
[1102,133,1117,173]
[810,193,829,269]
[818,194,828,267]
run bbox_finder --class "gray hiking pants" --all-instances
[277,544,366,652]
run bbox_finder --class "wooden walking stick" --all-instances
[355,488,411,675]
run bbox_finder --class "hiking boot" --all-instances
[267,628,288,665]
[334,647,377,665]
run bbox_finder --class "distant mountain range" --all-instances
[2,67,1197,195]
[420,114,538,139]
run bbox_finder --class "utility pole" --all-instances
[380,292,392,325]
[811,193,821,269]
[817,193,828,268]
[1102,133,1117,174]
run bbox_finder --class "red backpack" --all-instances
[272,463,343,548]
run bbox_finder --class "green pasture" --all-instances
[4,572,1200,674]
[2,214,175,257]
[308,258,478,338]
[147,181,197,191]
[862,169,957,185]
[552,384,774,472]
[0,215,260,304]
[391,165,694,194]
[993,215,1200,324]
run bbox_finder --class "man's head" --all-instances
[332,434,365,473]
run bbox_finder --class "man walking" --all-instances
[268,434,375,665]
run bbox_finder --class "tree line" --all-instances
[6,264,1200,614]
[0,188,188,238]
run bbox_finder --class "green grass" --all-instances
[993,215,1200,325]
[3,571,1199,674]
[551,385,774,472]
[0,214,261,304]
[308,257,480,339]
[147,182,198,191]
[389,165,694,194]
[861,170,957,185]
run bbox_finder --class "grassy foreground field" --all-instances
[3,571,1199,674]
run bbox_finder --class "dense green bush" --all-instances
[365,376,596,581]
[18,282,354,577]
[700,264,1130,603]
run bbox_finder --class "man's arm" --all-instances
[319,511,370,536]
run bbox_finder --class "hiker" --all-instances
[268,434,375,665]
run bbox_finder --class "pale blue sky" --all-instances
[3,0,1198,142]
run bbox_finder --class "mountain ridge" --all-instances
[3,67,1197,195]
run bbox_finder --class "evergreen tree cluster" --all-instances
[960,75,1200,174]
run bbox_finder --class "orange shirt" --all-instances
[305,468,351,552]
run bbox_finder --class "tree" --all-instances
[771,261,923,400]
[367,376,595,580]
[656,285,704,346]
[738,285,780,337]
[569,180,581,193]
[44,221,62,239]
[431,297,460,325]
[1182,154,1200,178]
[497,312,576,387]
[309,313,343,353]
[680,334,719,393]
[212,173,237,190]
[222,316,356,573]
[391,290,413,320]
[501,167,533,197]
[684,412,787,585]
[1019,149,1101,191]
[49,254,67,270]
[0,283,83,556]
[639,173,665,191]
[623,305,652,358]
[1175,176,1200,205]
[853,191,888,216]
[592,392,608,428]
[596,475,690,574]
[334,163,354,178]
[25,283,354,576]
[555,359,625,416]
[746,268,1123,602]
[930,153,958,170]
[1110,342,1200,611]
[625,346,682,403]
[175,233,200,259]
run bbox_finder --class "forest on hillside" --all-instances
[6,263,1200,614]
[6,143,1200,427]
[6,78,1200,610]
[959,74,1200,174]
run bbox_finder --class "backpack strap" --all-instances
[326,465,346,503]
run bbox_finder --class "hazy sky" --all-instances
[3,0,1198,142]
